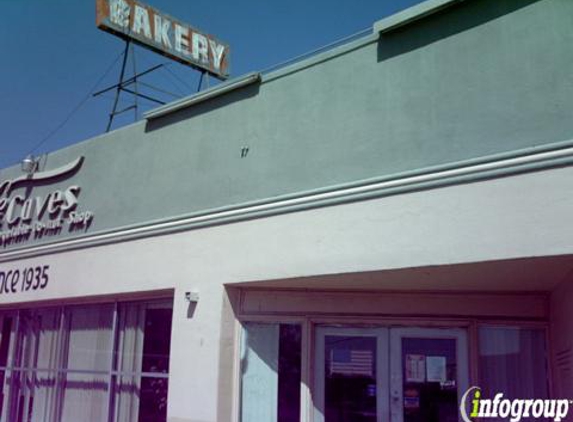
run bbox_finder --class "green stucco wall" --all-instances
[0,0,571,248]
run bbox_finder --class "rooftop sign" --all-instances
[96,0,230,79]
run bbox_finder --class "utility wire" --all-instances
[137,81,180,98]
[23,25,372,160]
[24,49,125,158]
[162,62,193,93]
[138,52,188,96]
[260,27,372,74]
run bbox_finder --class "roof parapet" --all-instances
[144,72,261,120]
[374,0,465,34]
[146,0,464,121]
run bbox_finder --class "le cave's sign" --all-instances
[0,157,94,248]
[96,0,230,79]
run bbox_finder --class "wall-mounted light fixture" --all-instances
[185,291,199,303]
[185,291,199,319]
[21,155,39,175]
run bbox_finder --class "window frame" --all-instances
[0,297,173,422]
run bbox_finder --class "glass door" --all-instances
[314,327,389,422]
[314,326,469,422]
[389,328,469,422]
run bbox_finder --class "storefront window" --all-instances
[0,315,13,413]
[62,305,114,421]
[479,326,548,402]
[114,302,172,422]
[0,299,173,422]
[240,322,302,422]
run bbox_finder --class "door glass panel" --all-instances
[324,335,377,422]
[401,338,458,422]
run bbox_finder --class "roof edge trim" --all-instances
[2,138,573,263]
[144,72,261,120]
[374,0,466,34]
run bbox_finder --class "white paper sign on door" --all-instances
[426,356,447,382]
[405,354,426,383]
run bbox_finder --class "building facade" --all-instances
[0,0,572,421]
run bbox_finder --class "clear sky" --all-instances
[0,0,425,170]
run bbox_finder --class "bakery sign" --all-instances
[96,0,230,79]
[0,157,94,248]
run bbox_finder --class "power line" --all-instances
[23,25,372,160]
[137,52,188,96]
[24,49,125,158]
[162,62,194,93]
[137,81,180,98]
[260,26,372,74]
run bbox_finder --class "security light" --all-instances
[21,155,39,175]
[185,291,199,303]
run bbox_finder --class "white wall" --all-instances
[0,166,572,421]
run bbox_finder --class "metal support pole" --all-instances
[106,40,131,132]
[197,71,205,92]
[131,43,138,122]
[92,64,165,97]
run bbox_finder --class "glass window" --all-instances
[240,322,301,422]
[114,301,172,422]
[11,308,62,422]
[479,326,548,400]
[324,335,377,422]
[61,304,114,422]
[0,298,173,422]
[0,314,14,414]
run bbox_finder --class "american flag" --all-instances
[330,349,373,377]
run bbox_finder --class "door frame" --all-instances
[314,327,389,422]
[313,326,469,422]
[389,327,469,422]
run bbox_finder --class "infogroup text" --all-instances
[460,387,571,422]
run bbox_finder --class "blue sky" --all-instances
[0,0,425,169]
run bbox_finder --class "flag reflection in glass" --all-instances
[330,349,373,377]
